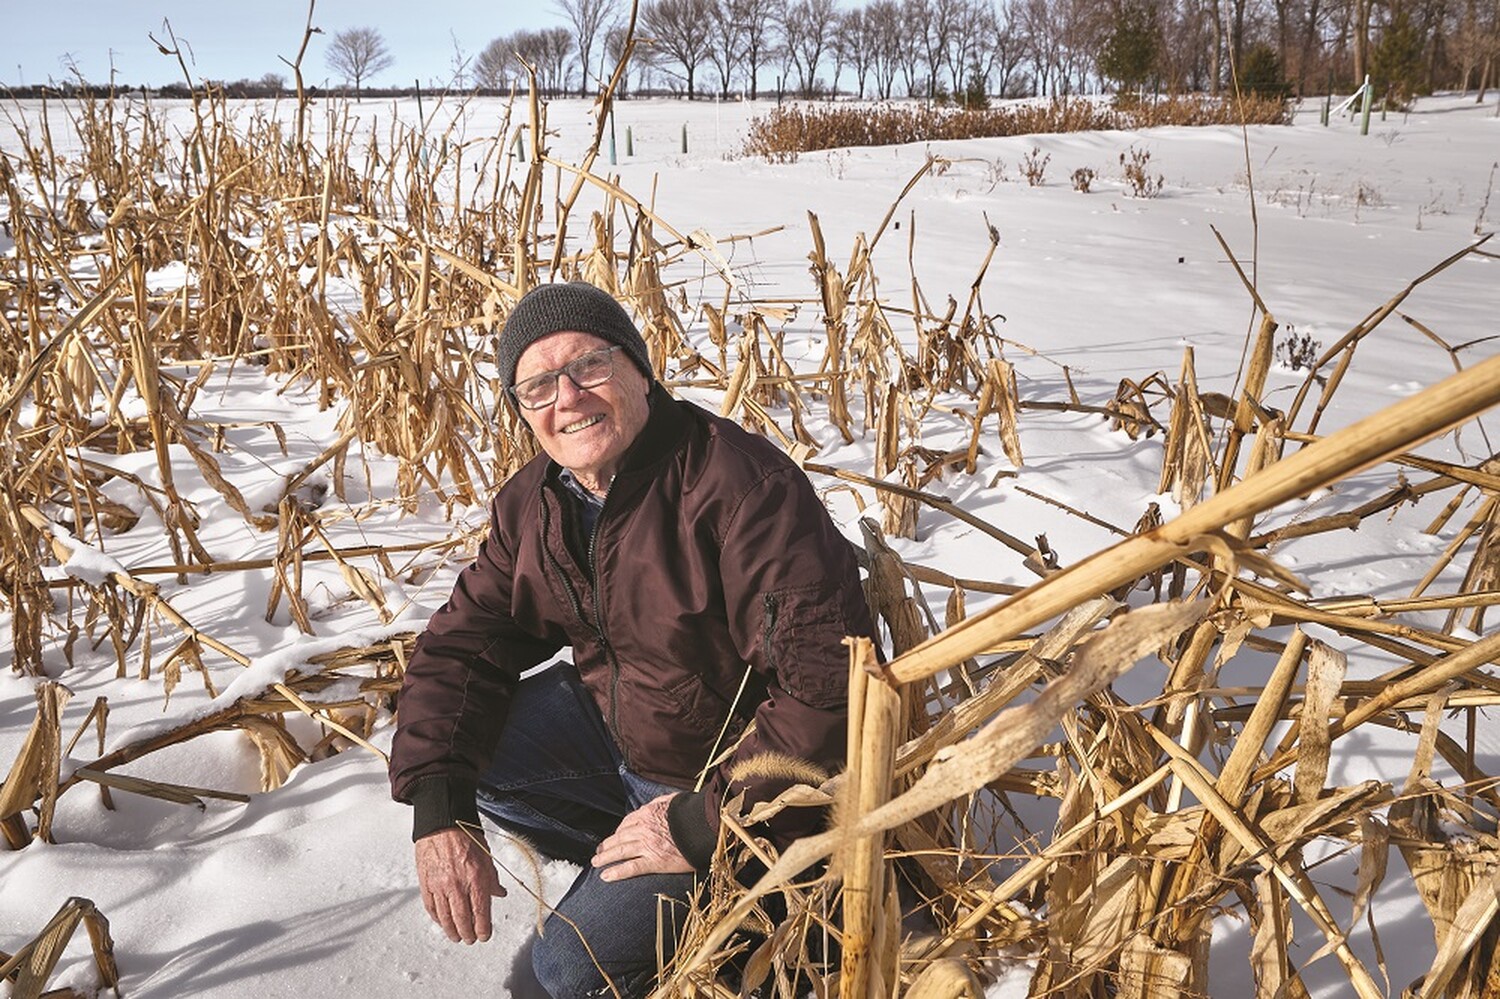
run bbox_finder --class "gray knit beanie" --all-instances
[498,282,654,392]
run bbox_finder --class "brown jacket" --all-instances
[389,386,876,866]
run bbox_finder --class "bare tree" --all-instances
[1017,0,1103,96]
[837,7,875,97]
[993,0,1033,96]
[1475,0,1500,98]
[486,28,575,94]
[933,0,966,95]
[534,27,578,94]
[783,0,838,96]
[603,22,633,95]
[867,0,904,97]
[604,23,642,96]
[1226,0,1256,79]
[557,0,617,95]
[532,0,1500,101]
[897,0,935,95]
[706,0,749,97]
[1160,0,1219,91]
[1270,0,1297,81]
[937,0,995,99]
[1018,0,1056,93]
[739,0,781,97]
[1454,0,1496,91]
[642,0,714,97]
[1293,0,1329,92]
[325,27,394,98]
[474,36,518,89]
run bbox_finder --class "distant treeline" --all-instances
[2,81,787,102]
[3,82,485,101]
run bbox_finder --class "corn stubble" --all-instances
[2,72,1500,999]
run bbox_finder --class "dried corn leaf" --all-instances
[0,697,53,832]
[1051,855,1145,967]
[2,896,119,999]
[1403,685,1452,794]
[1351,815,1391,990]
[237,716,308,791]
[1249,871,1309,999]
[981,358,1023,468]
[1293,640,1347,804]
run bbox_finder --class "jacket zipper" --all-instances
[539,481,629,766]
[585,501,627,762]
[539,493,591,636]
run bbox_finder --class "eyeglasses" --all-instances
[511,345,623,410]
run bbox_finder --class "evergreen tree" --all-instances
[1236,43,1292,99]
[1099,0,1161,96]
[1371,7,1427,107]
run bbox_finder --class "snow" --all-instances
[50,525,130,588]
[2,90,1499,996]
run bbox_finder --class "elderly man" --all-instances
[389,282,875,997]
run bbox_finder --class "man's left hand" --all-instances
[592,793,695,881]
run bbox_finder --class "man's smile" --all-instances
[562,414,605,434]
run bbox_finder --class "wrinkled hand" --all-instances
[592,793,694,882]
[415,825,507,944]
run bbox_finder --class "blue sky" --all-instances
[5,1,564,88]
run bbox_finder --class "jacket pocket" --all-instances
[662,670,730,733]
[760,581,855,708]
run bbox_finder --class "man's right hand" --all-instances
[415,825,507,944]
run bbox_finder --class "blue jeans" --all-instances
[477,662,699,999]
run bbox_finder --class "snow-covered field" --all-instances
[2,91,1499,997]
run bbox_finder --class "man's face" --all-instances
[514,330,651,492]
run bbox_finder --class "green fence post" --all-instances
[681,123,688,154]
[1360,74,1373,135]
[626,125,634,157]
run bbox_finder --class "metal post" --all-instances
[626,125,634,156]
[1322,92,1331,126]
[681,122,687,154]
[1359,74,1373,136]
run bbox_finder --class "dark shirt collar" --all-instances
[558,467,606,510]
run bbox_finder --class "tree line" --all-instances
[14,0,1494,107]
[470,0,1499,104]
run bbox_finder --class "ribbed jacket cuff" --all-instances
[666,791,718,872]
[407,775,481,842]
